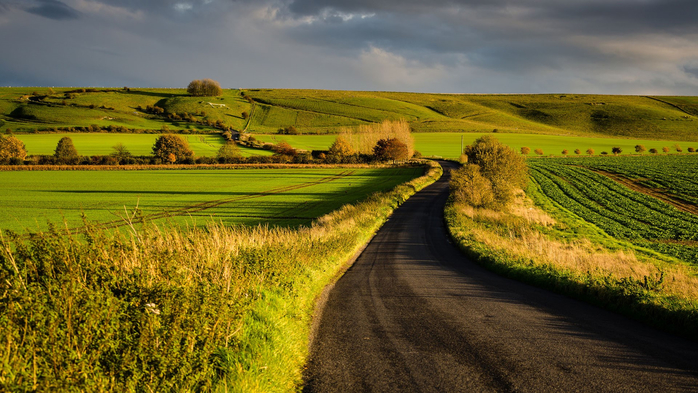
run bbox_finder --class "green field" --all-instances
[252,132,697,159]
[3,88,698,142]
[13,133,272,157]
[0,167,423,233]
[529,155,698,265]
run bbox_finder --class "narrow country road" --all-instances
[303,161,698,392]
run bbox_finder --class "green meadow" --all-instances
[0,167,422,233]
[13,133,271,157]
[252,132,696,159]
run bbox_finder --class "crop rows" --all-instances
[529,160,698,264]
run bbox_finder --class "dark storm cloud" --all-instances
[26,0,80,20]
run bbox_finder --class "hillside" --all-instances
[1,87,697,141]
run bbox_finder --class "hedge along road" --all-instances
[303,160,698,392]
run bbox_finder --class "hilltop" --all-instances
[1,87,697,141]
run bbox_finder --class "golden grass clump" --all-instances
[339,119,414,157]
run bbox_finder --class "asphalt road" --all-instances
[303,160,698,392]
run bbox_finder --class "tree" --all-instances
[586,148,595,155]
[534,148,544,155]
[152,134,194,163]
[217,142,241,163]
[273,141,297,157]
[612,146,622,155]
[241,111,249,120]
[688,147,695,153]
[674,144,683,153]
[562,149,569,155]
[662,146,670,153]
[373,138,409,162]
[635,144,646,153]
[328,136,354,158]
[462,135,528,209]
[54,136,79,164]
[111,143,131,159]
[520,146,530,155]
[0,135,28,162]
[649,148,658,154]
[574,149,581,155]
[187,78,223,97]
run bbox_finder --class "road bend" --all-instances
[303,160,698,392]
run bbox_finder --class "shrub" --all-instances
[649,148,658,154]
[635,144,646,153]
[586,148,595,155]
[54,137,79,164]
[152,134,194,163]
[450,164,495,208]
[662,146,670,153]
[273,141,297,157]
[187,78,223,97]
[574,149,581,155]
[520,146,530,155]
[111,143,131,159]
[612,147,622,155]
[675,144,683,153]
[241,111,249,120]
[217,142,241,162]
[462,135,528,209]
[534,148,544,155]
[688,147,695,153]
[373,138,409,162]
[562,149,569,155]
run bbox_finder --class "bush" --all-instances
[450,164,495,208]
[635,144,646,153]
[187,79,223,97]
[373,138,409,162]
[649,148,658,154]
[688,147,695,153]
[520,146,530,155]
[574,149,581,155]
[675,144,683,153]
[561,149,568,155]
[54,137,79,164]
[534,148,543,155]
[217,142,242,162]
[462,135,528,209]
[612,147,622,155]
[273,141,297,157]
[662,147,670,153]
[152,134,194,163]
[586,148,595,155]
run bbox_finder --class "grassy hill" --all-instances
[1,87,697,141]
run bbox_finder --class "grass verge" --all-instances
[0,161,442,391]
[444,181,698,340]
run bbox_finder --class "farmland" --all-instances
[253,132,696,159]
[0,167,423,233]
[529,155,698,265]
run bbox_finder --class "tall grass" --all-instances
[339,119,415,157]
[445,182,698,339]
[0,161,442,391]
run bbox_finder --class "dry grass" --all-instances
[451,191,698,302]
[340,119,414,157]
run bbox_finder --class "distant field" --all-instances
[253,132,697,159]
[3,87,698,141]
[0,167,423,233]
[14,133,271,157]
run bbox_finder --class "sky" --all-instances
[1,0,697,94]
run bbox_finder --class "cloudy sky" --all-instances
[1,0,697,94]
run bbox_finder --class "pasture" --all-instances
[13,133,271,157]
[0,167,423,233]
[252,132,696,159]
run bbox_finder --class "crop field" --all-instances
[13,133,271,157]
[252,132,696,159]
[529,156,698,264]
[3,87,697,141]
[0,167,423,233]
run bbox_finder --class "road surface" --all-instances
[303,160,698,392]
